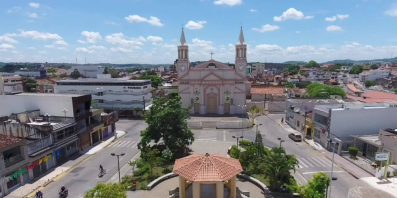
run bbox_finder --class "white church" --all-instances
[176,27,250,114]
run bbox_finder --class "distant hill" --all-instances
[323,57,397,64]
[283,61,307,65]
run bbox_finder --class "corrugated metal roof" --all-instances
[52,121,76,132]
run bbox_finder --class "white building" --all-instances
[67,65,105,78]
[176,27,249,114]
[55,74,152,112]
[359,69,390,82]
[312,103,397,150]
[251,63,265,75]
[14,70,46,77]
[0,73,23,95]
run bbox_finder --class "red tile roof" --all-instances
[347,91,397,103]
[251,86,284,95]
[173,153,243,182]
[347,84,363,93]
[288,88,307,94]
[0,135,22,149]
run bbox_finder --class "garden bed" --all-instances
[122,165,174,190]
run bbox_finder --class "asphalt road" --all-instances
[255,114,370,198]
[40,119,147,198]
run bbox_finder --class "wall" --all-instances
[0,95,75,117]
[379,130,397,164]
[268,102,286,112]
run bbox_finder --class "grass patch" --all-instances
[252,174,271,187]
[122,165,174,190]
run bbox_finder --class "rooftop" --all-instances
[347,84,363,93]
[348,90,397,103]
[288,98,355,104]
[0,134,23,149]
[57,78,150,83]
[354,135,381,146]
[16,93,86,97]
[251,86,284,95]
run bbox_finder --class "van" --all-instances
[288,132,302,142]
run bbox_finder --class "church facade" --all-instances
[176,27,250,114]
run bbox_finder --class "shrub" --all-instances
[133,164,149,176]
[239,140,252,149]
[136,158,146,168]
[230,145,241,159]
[348,147,358,158]
[393,171,397,176]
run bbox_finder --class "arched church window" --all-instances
[207,63,216,68]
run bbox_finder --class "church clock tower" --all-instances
[177,28,189,79]
[235,26,247,76]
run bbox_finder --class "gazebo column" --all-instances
[179,176,186,198]
[230,176,236,198]
[216,182,224,198]
[193,182,200,198]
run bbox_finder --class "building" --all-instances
[250,63,265,75]
[359,69,390,82]
[0,73,23,95]
[346,84,363,97]
[341,66,350,73]
[312,103,397,150]
[286,88,308,98]
[67,65,105,78]
[55,74,152,113]
[251,86,285,102]
[36,78,56,93]
[14,68,46,78]
[347,90,397,103]
[176,27,249,114]
[378,128,397,165]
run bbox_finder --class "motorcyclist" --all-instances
[59,186,68,197]
[100,164,103,172]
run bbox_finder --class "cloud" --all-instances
[255,44,282,51]
[124,15,164,27]
[56,47,67,50]
[105,21,119,25]
[252,24,280,33]
[75,47,94,53]
[27,47,36,50]
[385,5,397,16]
[53,40,68,46]
[38,51,46,54]
[296,31,300,34]
[352,42,360,46]
[250,9,257,12]
[336,14,349,20]
[88,45,107,50]
[326,25,343,31]
[27,20,34,23]
[7,6,22,13]
[162,44,176,49]
[78,31,102,44]
[0,44,15,50]
[213,0,242,6]
[105,33,145,46]
[45,45,54,48]
[304,15,314,19]
[325,16,337,21]
[0,36,18,43]
[7,30,63,40]
[110,47,134,53]
[147,36,163,42]
[27,12,38,18]
[286,45,316,53]
[274,8,305,21]
[185,21,207,30]
[192,38,212,47]
[29,3,40,8]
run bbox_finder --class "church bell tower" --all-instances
[235,26,247,76]
[177,28,189,79]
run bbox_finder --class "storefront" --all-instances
[79,133,91,150]
[102,127,109,139]
[32,159,47,178]
[91,131,100,145]
[66,142,77,157]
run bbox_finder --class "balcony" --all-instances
[27,136,54,155]
[4,154,24,168]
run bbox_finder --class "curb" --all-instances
[24,132,127,198]
[147,173,178,190]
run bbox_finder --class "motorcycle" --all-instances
[59,190,68,198]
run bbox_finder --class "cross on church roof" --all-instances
[210,51,215,60]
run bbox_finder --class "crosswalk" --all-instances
[196,132,218,141]
[109,140,138,148]
[297,156,335,169]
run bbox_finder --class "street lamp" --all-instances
[256,123,262,133]
[111,153,125,183]
[328,139,339,198]
[232,136,243,149]
[278,138,285,148]
[238,105,246,140]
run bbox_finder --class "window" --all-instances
[296,121,300,127]
[314,113,328,125]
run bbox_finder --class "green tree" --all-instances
[238,140,252,149]
[349,65,363,74]
[145,149,164,176]
[126,68,134,73]
[70,69,81,79]
[298,172,330,198]
[84,183,126,198]
[47,68,56,74]
[287,65,300,75]
[296,81,311,89]
[394,88,397,94]
[138,96,194,158]
[307,83,346,98]
[162,148,173,162]
[365,80,376,87]
[112,71,120,78]
[370,64,379,70]
[52,73,58,78]
[22,77,37,92]
[103,67,109,74]
[285,82,295,88]
[305,60,320,68]
[138,72,162,88]
[239,145,259,172]
[128,160,137,173]
[263,147,298,191]
[59,73,68,78]
[229,145,241,159]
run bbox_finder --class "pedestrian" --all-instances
[281,117,284,123]
[38,190,43,198]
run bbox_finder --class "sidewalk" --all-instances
[5,131,126,198]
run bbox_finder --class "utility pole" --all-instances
[111,153,125,183]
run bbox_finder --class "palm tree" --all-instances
[262,147,298,191]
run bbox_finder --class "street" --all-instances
[40,119,147,198]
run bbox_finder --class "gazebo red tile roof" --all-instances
[173,153,243,182]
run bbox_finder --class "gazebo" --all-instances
[173,153,243,198]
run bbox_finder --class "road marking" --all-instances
[298,160,308,168]
[119,141,131,147]
[131,142,138,148]
[223,131,226,141]
[307,157,321,167]
[300,158,314,167]
[125,141,136,147]
[317,157,332,167]
[310,157,328,167]
[296,172,308,183]
[302,171,345,175]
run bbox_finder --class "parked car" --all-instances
[288,132,302,142]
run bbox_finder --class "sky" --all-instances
[1,0,397,64]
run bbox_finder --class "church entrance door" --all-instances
[224,103,230,114]
[207,97,217,114]
[194,103,200,114]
